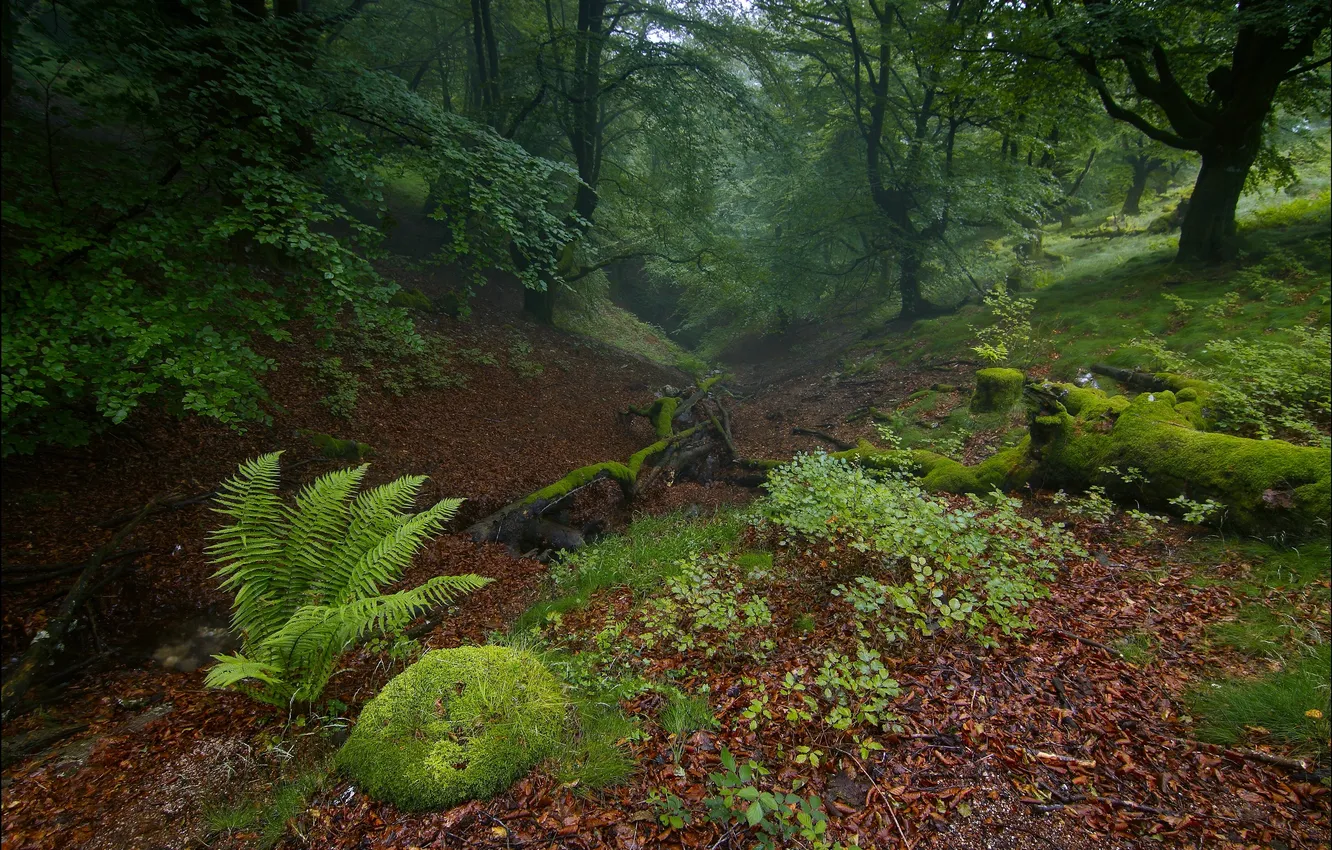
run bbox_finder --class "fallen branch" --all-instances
[1152,732,1314,773]
[1042,627,1122,658]
[2,500,157,717]
[791,427,856,451]
[2,549,147,587]
[0,723,89,768]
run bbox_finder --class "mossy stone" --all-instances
[1176,388,1199,403]
[389,287,434,312]
[302,430,373,459]
[336,646,566,811]
[970,368,1024,414]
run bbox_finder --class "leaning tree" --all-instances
[1036,0,1330,261]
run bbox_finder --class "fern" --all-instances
[204,452,491,706]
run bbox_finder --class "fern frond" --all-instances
[279,464,369,619]
[334,497,461,606]
[309,475,427,603]
[207,452,290,638]
[204,454,482,706]
[260,573,492,701]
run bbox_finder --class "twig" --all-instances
[791,427,856,451]
[1043,627,1121,657]
[1152,733,1314,773]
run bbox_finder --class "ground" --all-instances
[1,254,1329,850]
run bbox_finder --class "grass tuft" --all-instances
[1189,643,1332,757]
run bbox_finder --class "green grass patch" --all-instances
[1188,643,1332,757]
[1115,631,1158,666]
[1209,604,1306,658]
[555,701,639,790]
[515,509,748,632]
[882,189,1330,390]
[203,762,330,849]
[1185,539,1331,595]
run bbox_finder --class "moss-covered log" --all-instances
[742,376,1329,535]
[468,426,704,549]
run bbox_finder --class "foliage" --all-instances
[972,288,1036,365]
[763,454,1082,646]
[204,453,490,705]
[305,357,362,419]
[704,748,847,850]
[813,646,901,733]
[335,646,567,810]
[1,0,576,455]
[638,555,774,659]
[1134,329,1331,445]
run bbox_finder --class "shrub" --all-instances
[970,287,1035,365]
[762,454,1082,646]
[335,646,566,810]
[204,453,491,705]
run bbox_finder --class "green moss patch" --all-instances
[336,646,567,810]
[970,368,1024,414]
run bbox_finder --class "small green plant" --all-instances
[1162,293,1195,327]
[305,356,361,418]
[814,645,901,732]
[971,287,1035,365]
[660,690,716,741]
[705,748,846,850]
[204,453,491,705]
[1204,291,1242,319]
[556,701,638,789]
[648,788,693,830]
[1052,485,1117,523]
[638,555,773,659]
[1169,494,1225,525]
[794,613,817,633]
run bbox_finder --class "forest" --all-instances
[0,0,1330,846]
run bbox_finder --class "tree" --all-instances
[1,0,574,454]
[1038,0,1331,261]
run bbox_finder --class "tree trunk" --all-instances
[1176,145,1256,263]
[523,286,555,324]
[1122,161,1150,216]
[898,246,923,320]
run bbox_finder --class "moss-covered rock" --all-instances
[389,287,434,312]
[970,368,1024,414]
[301,430,373,459]
[336,646,566,811]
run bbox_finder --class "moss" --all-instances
[931,383,958,393]
[697,373,729,394]
[919,443,1033,494]
[970,368,1025,414]
[336,646,566,811]
[1176,387,1199,403]
[1039,391,1331,532]
[389,287,434,312]
[651,396,679,438]
[908,389,932,401]
[522,462,635,504]
[301,430,373,460]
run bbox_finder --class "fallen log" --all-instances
[468,425,707,551]
[1088,363,1169,392]
[2,501,157,718]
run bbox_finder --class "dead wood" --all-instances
[791,427,856,451]
[1,723,90,768]
[1088,363,1169,392]
[2,500,157,718]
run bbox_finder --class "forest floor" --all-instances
[2,263,1330,850]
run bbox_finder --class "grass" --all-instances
[556,701,639,790]
[1115,631,1158,666]
[855,178,1332,391]
[515,509,749,632]
[202,762,330,849]
[1188,643,1332,757]
[1208,604,1307,658]
[556,291,709,376]
[1186,539,1332,594]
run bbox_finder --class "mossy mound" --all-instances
[970,368,1024,414]
[336,646,567,811]
[301,430,373,459]
[389,287,434,312]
